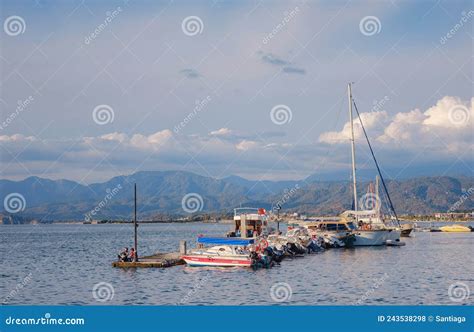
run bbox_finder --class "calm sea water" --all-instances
[1,222,473,305]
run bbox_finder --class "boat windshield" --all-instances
[326,224,338,231]
[346,222,356,230]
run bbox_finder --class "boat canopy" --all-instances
[340,210,378,217]
[234,207,266,216]
[197,237,255,245]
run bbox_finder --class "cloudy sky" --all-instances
[0,0,472,183]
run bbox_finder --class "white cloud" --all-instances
[209,128,235,137]
[0,129,296,181]
[319,111,389,144]
[0,134,37,142]
[235,140,258,151]
[129,130,173,150]
[378,109,427,143]
[1,96,472,182]
[100,132,128,142]
[423,96,473,129]
[319,96,473,155]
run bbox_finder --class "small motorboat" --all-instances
[400,223,414,237]
[181,237,257,267]
[439,224,473,233]
[286,227,324,253]
[292,220,356,247]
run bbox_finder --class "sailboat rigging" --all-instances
[342,83,402,246]
[351,98,400,226]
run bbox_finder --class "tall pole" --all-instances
[375,175,380,217]
[134,183,138,261]
[277,206,280,233]
[348,83,358,214]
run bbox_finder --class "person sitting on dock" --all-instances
[118,247,129,262]
[128,248,137,262]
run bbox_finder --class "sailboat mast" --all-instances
[375,175,380,216]
[348,83,358,212]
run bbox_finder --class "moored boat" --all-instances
[341,84,403,246]
[439,224,473,233]
[181,237,256,267]
[340,210,401,246]
[227,207,269,238]
[400,223,414,237]
[293,220,356,247]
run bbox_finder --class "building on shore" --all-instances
[434,212,473,219]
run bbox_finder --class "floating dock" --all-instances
[112,252,184,268]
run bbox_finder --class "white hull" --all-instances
[352,229,400,246]
[181,255,252,267]
[386,229,401,242]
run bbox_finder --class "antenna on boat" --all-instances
[276,204,281,233]
[134,183,138,262]
[348,83,358,217]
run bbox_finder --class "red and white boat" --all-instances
[181,237,256,267]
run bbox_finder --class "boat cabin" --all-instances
[228,207,268,238]
[292,220,356,233]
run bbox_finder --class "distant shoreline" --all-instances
[1,219,473,225]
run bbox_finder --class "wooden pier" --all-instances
[112,252,184,268]
[112,186,186,268]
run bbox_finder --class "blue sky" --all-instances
[0,0,472,183]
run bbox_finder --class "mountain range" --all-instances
[1,171,473,222]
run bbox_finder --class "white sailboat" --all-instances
[342,83,401,246]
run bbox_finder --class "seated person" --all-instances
[128,248,137,262]
[118,247,129,262]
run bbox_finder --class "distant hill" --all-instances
[0,171,473,222]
